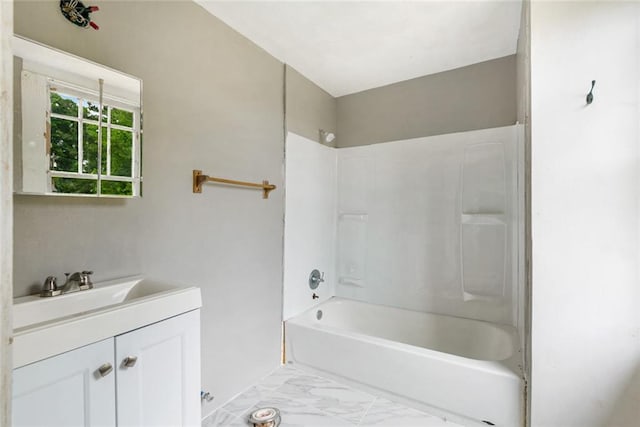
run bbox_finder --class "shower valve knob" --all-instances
[309,269,324,290]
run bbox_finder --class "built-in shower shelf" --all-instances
[461,213,506,225]
[339,212,368,221]
[463,290,504,302]
[338,277,364,287]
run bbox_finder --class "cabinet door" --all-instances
[115,310,200,427]
[12,338,116,427]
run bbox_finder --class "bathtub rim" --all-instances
[286,296,523,378]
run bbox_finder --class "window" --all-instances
[48,82,140,196]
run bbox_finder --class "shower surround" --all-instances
[335,125,522,326]
[283,126,524,425]
[285,125,523,325]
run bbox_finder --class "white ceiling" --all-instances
[196,1,523,97]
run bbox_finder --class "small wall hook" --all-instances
[586,80,596,104]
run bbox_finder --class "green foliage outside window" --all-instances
[49,92,135,196]
[52,177,97,194]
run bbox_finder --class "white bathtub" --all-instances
[285,298,522,426]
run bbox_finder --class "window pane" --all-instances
[111,107,133,128]
[82,124,108,174]
[82,100,105,122]
[50,117,78,172]
[52,177,97,195]
[82,124,98,174]
[110,129,133,177]
[102,129,108,175]
[50,92,78,117]
[101,180,133,196]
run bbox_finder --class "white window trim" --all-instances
[20,70,142,197]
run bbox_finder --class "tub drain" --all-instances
[249,407,281,427]
[316,310,323,320]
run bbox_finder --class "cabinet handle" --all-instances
[122,356,138,368]
[97,363,113,377]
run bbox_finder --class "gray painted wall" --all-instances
[13,0,287,416]
[336,55,517,147]
[285,65,337,145]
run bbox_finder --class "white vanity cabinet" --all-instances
[12,310,201,427]
[116,309,201,427]
[13,338,116,427]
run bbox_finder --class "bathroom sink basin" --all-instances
[12,276,201,368]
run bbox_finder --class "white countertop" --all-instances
[13,276,202,368]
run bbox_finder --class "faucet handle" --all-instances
[40,276,61,297]
[43,276,57,290]
[80,271,94,289]
[308,269,325,290]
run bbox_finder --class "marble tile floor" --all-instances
[202,364,466,427]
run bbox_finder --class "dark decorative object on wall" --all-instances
[59,0,99,30]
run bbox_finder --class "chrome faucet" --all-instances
[40,271,93,297]
[62,271,94,293]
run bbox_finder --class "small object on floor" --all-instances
[248,407,281,427]
[59,0,100,30]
